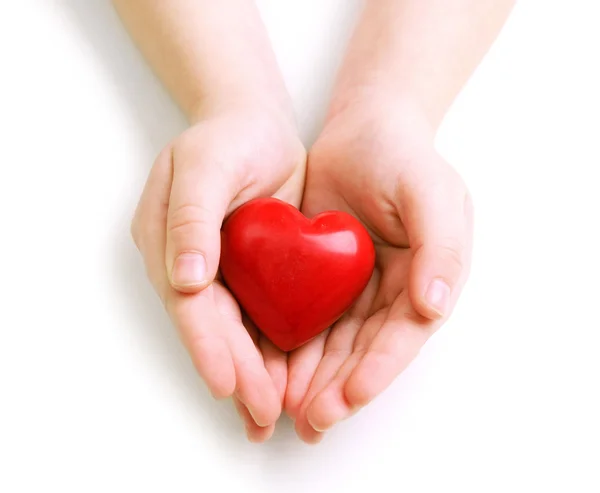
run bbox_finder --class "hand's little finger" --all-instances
[233,396,275,443]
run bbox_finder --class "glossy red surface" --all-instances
[220,198,375,351]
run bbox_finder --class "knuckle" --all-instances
[349,344,370,358]
[168,203,212,236]
[322,347,353,360]
[175,128,202,156]
[437,240,465,273]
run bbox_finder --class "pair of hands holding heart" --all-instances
[131,96,473,443]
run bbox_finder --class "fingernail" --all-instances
[307,416,328,433]
[171,253,206,287]
[425,278,451,317]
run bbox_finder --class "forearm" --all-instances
[330,0,515,129]
[112,0,291,122]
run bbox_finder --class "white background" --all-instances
[1,1,599,492]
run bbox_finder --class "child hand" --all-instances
[131,106,305,442]
[286,98,473,443]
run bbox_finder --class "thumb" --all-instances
[401,163,473,320]
[166,149,233,293]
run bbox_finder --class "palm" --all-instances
[285,120,453,443]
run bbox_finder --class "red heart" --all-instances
[220,198,375,351]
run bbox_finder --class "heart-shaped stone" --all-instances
[220,198,375,351]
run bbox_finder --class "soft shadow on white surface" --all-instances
[62,1,184,149]
[255,0,363,146]
[60,1,258,447]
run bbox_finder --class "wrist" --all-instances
[326,86,436,143]
[189,85,295,127]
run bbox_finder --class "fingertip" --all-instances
[170,280,211,294]
[295,417,325,445]
[231,349,283,427]
[344,344,419,409]
[411,292,446,321]
[284,375,308,421]
[307,388,354,433]
[344,372,373,409]
[408,211,466,320]
[284,333,328,420]
[233,398,276,443]
[259,337,288,404]
[210,380,236,401]
[208,380,236,401]
[344,355,389,408]
[249,411,281,429]
[254,399,282,428]
[206,365,237,401]
[244,382,282,428]
[246,424,275,444]
[283,392,302,421]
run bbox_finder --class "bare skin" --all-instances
[286,0,514,443]
[114,0,514,443]
[114,0,305,442]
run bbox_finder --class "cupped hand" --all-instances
[286,99,474,443]
[131,106,305,442]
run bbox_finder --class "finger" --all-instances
[210,282,282,427]
[231,343,282,427]
[304,310,386,433]
[221,320,282,427]
[235,320,286,438]
[305,354,362,434]
[131,146,174,300]
[293,348,341,443]
[258,334,288,405]
[293,314,364,442]
[233,396,275,443]
[399,155,472,320]
[344,293,437,409]
[168,288,237,400]
[298,277,379,433]
[295,346,351,443]
[166,140,234,293]
[132,146,237,399]
[284,332,327,420]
